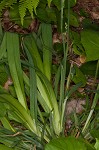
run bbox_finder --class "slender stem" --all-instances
[90,60,99,102]
[82,60,99,134]
[60,0,71,131]
[82,83,99,134]
[61,0,64,33]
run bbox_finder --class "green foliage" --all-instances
[0,0,52,25]
[0,65,8,86]
[81,29,99,61]
[0,0,99,149]
[64,9,79,27]
[36,7,57,23]
[45,136,95,150]
[71,65,87,86]
[80,61,98,76]
[0,0,17,11]
[0,102,6,118]
[95,139,99,150]
[19,0,39,24]
[52,0,76,10]
[0,144,14,150]
[6,32,27,110]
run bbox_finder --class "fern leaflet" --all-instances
[19,0,39,25]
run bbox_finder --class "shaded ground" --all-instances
[74,0,99,22]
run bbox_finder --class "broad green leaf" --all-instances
[0,144,14,150]
[82,19,99,30]
[80,61,97,76]
[36,7,56,23]
[64,9,79,27]
[46,7,57,23]
[71,65,86,86]
[81,29,99,61]
[52,0,61,10]
[95,139,99,150]
[36,8,48,22]
[45,136,87,150]
[37,0,47,8]
[71,31,85,55]
[91,130,99,139]
[78,138,95,150]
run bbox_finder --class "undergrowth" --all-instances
[0,0,99,150]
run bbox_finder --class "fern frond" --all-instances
[19,0,39,25]
[31,0,39,13]
[0,0,52,26]
[0,0,17,13]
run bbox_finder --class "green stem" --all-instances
[82,83,99,134]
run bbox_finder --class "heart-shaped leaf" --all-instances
[81,30,99,61]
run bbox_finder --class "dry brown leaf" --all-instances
[80,55,86,63]
[3,78,13,90]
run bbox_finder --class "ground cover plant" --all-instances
[0,0,99,149]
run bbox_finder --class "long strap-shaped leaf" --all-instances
[23,35,44,73]
[0,33,7,59]
[37,71,61,136]
[0,92,40,137]
[6,32,27,110]
[41,23,52,81]
[25,47,38,123]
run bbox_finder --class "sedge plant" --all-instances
[0,0,98,150]
[0,1,74,148]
